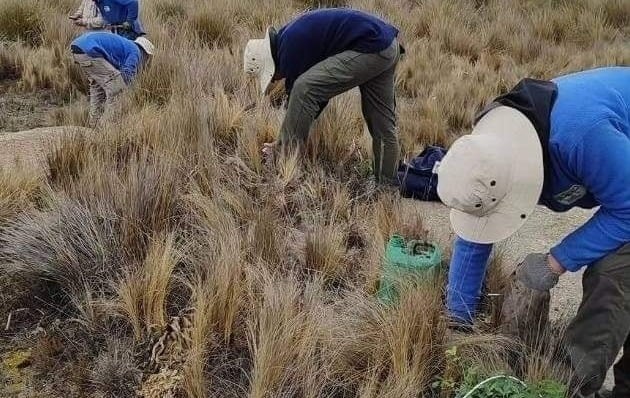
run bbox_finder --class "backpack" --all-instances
[397,146,447,201]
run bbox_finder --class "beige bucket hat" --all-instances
[134,36,155,56]
[436,106,544,244]
[243,27,275,95]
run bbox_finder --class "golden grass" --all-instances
[0,0,628,396]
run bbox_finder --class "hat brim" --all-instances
[449,106,544,244]
[258,27,275,95]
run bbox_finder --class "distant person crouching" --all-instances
[93,0,145,40]
[70,32,154,127]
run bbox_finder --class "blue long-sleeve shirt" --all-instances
[72,32,141,84]
[96,0,144,39]
[275,8,398,94]
[448,67,630,323]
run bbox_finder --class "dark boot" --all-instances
[612,334,630,397]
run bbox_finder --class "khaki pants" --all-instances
[568,243,630,397]
[279,39,401,184]
[73,53,126,127]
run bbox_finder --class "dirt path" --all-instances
[0,126,90,174]
[403,199,616,388]
[0,81,64,132]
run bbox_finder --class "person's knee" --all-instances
[291,78,316,105]
[381,131,399,147]
[106,79,126,98]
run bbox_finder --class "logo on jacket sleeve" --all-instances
[554,184,587,205]
[103,5,111,12]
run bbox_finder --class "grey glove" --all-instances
[515,253,560,291]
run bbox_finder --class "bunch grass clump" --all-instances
[0,0,44,46]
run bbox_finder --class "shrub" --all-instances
[154,0,187,22]
[0,0,44,46]
[0,198,123,316]
[190,3,234,47]
[0,167,44,225]
[89,340,142,397]
[0,42,22,80]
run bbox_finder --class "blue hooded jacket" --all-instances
[275,8,399,95]
[448,67,630,323]
[72,32,142,84]
[96,0,144,40]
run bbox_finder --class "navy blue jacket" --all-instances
[275,8,399,94]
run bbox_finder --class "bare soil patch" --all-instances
[0,80,62,133]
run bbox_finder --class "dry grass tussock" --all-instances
[0,0,627,396]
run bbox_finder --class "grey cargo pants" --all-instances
[73,53,126,127]
[279,39,401,184]
[568,243,630,397]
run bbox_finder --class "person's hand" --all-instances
[547,253,565,274]
[515,253,563,292]
[121,21,132,31]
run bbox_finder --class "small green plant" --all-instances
[527,380,567,398]
[456,368,567,398]
[457,373,525,398]
[431,345,460,395]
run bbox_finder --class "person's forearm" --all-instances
[551,207,630,271]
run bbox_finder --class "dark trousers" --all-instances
[279,40,400,184]
[568,243,630,397]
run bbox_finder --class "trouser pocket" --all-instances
[377,39,398,60]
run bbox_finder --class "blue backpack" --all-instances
[397,146,447,201]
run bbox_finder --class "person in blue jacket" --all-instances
[71,32,154,127]
[436,67,630,398]
[243,8,402,184]
[94,0,144,40]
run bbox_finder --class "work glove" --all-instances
[515,253,560,292]
[121,21,132,31]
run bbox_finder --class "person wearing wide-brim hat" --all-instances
[243,8,402,185]
[436,67,630,398]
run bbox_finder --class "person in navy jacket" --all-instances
[436,67,630,398]
[243,8,402,184]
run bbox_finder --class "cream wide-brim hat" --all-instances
[436,106,544,244]
[243,27,275,95]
